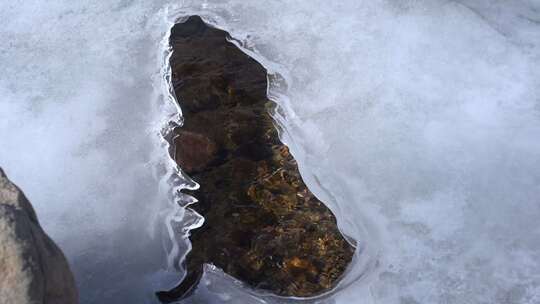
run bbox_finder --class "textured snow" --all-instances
[0,1,180,302]
[1,0,540,303]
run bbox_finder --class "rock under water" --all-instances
[158,15,354,302]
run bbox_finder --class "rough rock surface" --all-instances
[157,16,354,302]
[0,168,78,304]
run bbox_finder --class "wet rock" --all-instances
[174,131,218,173]
[158,15,354,301]
[0,168,78,304]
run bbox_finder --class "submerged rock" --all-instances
[158,16,354,301]
[0,168,78,304]
[174,130,218,173]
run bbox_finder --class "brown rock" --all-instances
[156,15,354,302]
[0,168,78,304]
[174,131,218,173]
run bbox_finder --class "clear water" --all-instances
[1,1,539,303]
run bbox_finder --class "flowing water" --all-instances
[1,1,539,303]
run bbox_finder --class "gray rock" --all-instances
[0,168,78,304]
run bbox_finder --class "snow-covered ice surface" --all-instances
[1,0,540,303]
[0,1,182,302]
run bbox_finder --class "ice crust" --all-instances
[1,0,540,303]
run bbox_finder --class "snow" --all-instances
[1,0,539,303]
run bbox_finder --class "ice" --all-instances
[1,0,540,303]
[0,1,181,302]
[168,1,540,303]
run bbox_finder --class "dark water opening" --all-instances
[158,15,354,302]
